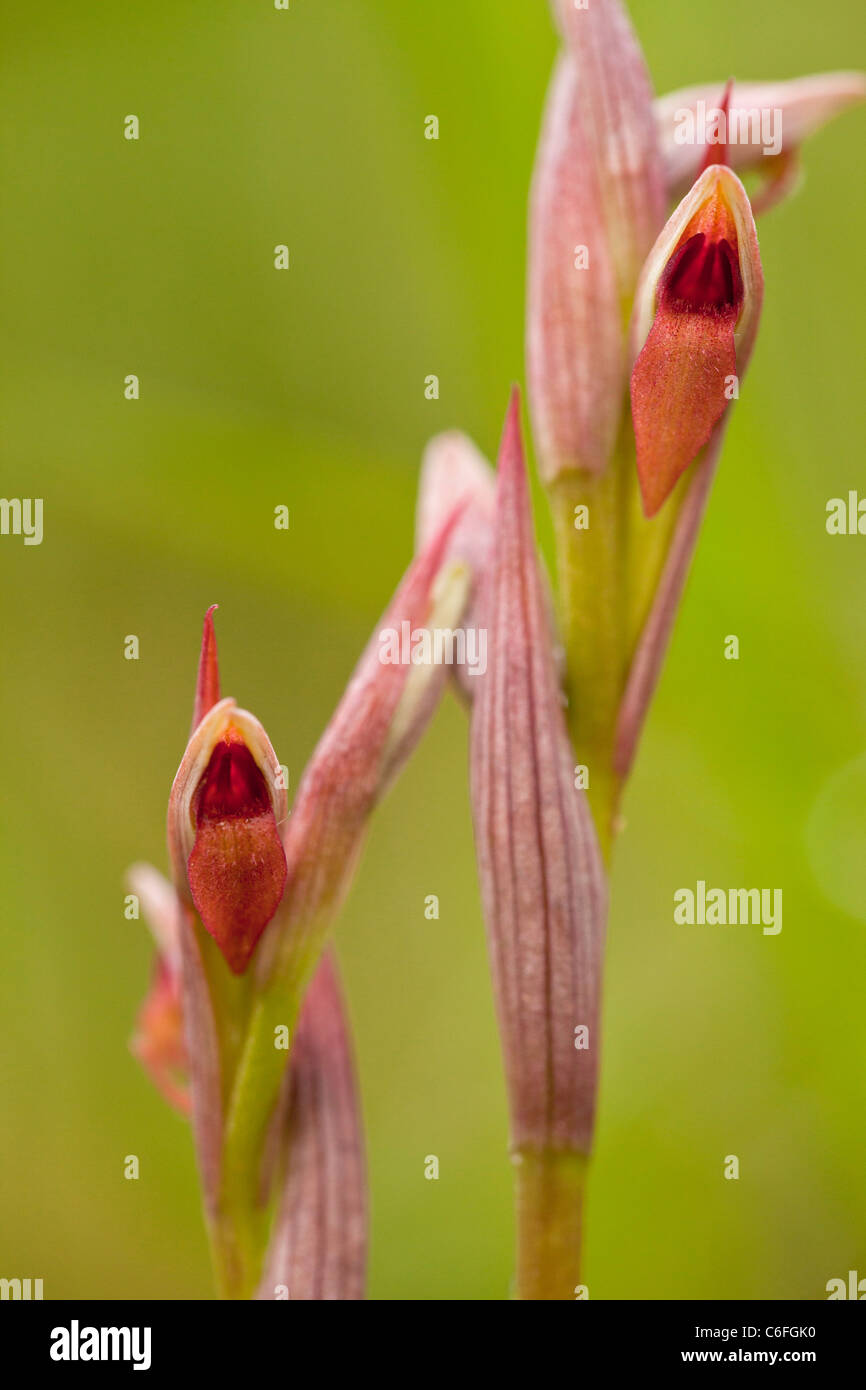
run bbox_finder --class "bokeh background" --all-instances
[1,0,864,1300]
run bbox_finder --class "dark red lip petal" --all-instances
[188,812,287,974]
[188,735,287,974]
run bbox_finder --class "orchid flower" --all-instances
[630,124,764,518]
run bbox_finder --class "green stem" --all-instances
[549,427,686,862]
[513,1149,588,1300]
[220,990,299,1216]
[206,1201,267,1301]
[550,464,627,861]
[539,427,694,1303]
[211,938,323,1298]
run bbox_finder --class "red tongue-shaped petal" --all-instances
[188,732,287,974]
[631,217,743,517]
[631,307,736,516]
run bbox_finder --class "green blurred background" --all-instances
[1,0,864,1300]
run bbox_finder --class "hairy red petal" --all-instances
[631,298,736,518]
[188,735,287,973]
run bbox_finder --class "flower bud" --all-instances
[415,430,494,699]
[258,505,468,990]
[415,430,494,577]
[550,0,667,291]
[470,390,607,1154]
[528,1,666,483]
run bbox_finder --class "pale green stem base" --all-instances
[513,1150,588,1300]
